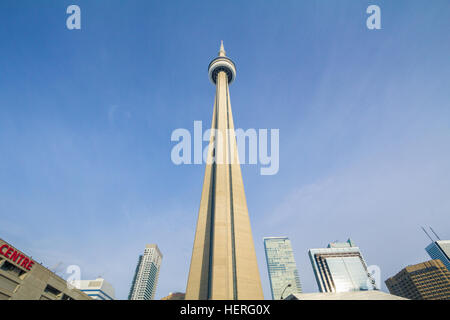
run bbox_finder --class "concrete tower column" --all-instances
[185,42,264,300]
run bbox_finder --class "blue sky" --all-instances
[1,0,449,299]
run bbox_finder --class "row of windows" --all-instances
[0,260,27,279]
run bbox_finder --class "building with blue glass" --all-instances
[425,240,450,271]
[75,277,115,300]
[308,239,376,293]
[263,237,302,300]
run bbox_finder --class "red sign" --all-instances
[0,244,35,271]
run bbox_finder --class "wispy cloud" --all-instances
[108,105,119,126]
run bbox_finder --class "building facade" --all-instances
[128,244,162,300]
[426,240,450,271]
[308,239,376,293]
[73,277,115,300]
[385,259,450,300]
[0,238,92,300]
[185,42,264,300]
[263,237,302,300]
[161,292,185,300]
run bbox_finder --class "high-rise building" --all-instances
[425,241,450,272]
[185,42,264,300]
[263,237,302,300]
[308,239,376,293]
[385,259,450,300]
[73,277,115,300]
[128,244,162,300]
[422,227,450,271]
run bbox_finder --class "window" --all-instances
[44,285,61,296]
[0,261,26,278]
[61,294,74,300]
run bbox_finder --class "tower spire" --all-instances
[219,40,226,57]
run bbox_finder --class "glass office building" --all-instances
[263,237,302,300]
[425,240,450,271]
[308,239,376,293]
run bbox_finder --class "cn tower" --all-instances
[185,42,264,300]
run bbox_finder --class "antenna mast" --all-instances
[421,226,434,242]
[429,227,441,240]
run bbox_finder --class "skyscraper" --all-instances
[128,244,163,300]
[385,259,450,300]
[263,237,302,300]
[426,240,450,271]
[308,239,376,293]
[422,227,450,271]
[185,42,264,300]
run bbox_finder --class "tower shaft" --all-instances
[186,45,263,300]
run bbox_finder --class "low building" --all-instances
[0,238,92,300]
[385,259,450,300]
[161,292,185,300]
[73,277,115,300]
[286,291,407,300]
